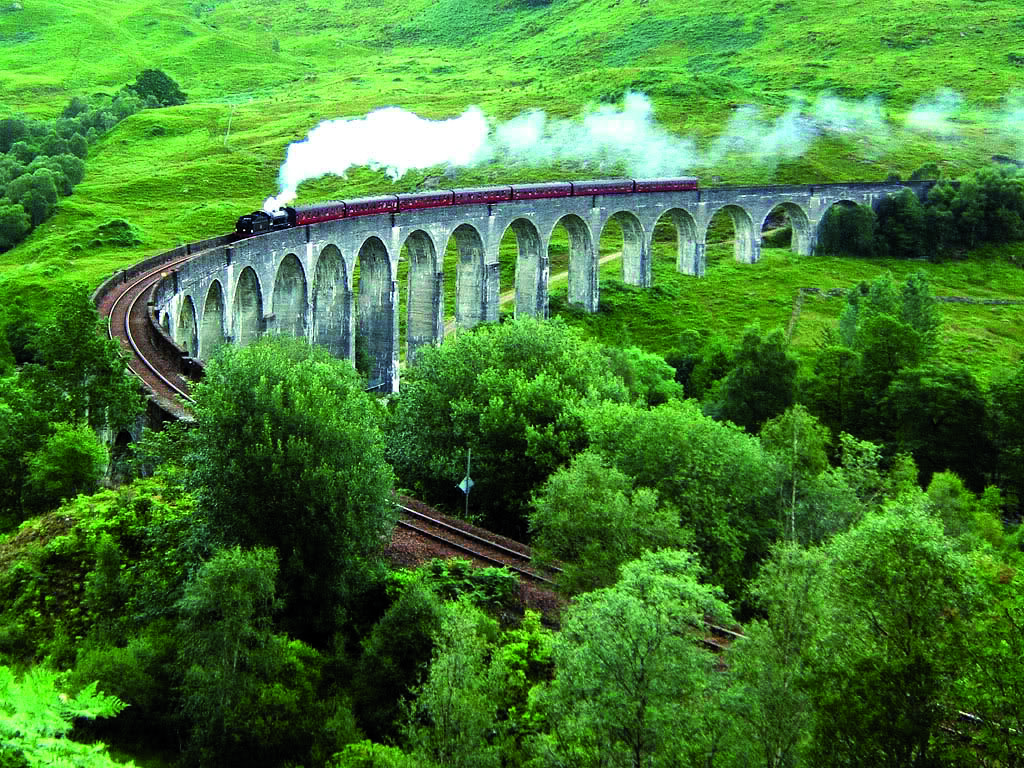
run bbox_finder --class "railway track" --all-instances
[395,502,561,586]
[97,248,742,645]
[98,254,196,419]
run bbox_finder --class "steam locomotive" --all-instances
[235,177,699,236]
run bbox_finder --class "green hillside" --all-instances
[0,0,1022,359]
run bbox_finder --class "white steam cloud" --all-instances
[265,106,492,210]
[905,89,964,137]
[264,89,1024,211]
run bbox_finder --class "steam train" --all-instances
[235,177,699,236]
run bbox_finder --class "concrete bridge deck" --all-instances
[151,180,933,391]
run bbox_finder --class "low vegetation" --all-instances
[1,0,1023,765]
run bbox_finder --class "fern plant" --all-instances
[0,665,131,768]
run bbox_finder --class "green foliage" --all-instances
[353,578,445,741]
[818,203,878,258]
[711,324,798,432]
[887,363,992,489]
[532,550,731,768]
[5,168,57,227]
[726,543,826,768]
[0,202,30,252]
[759,405,862,544]
[989,360,1024,508]
[419,558,520,612]
[957,566,1024,765]
[330,741,428,768]
[124,69,187,108]
[21,282,143,433]
[69,623,180,749]
[0,665,131,768]
[529,449,686,593]
[187,335,396,641]
[599,345,684,406]
[403,601,501,768]
[926,166,1024,253]
[874,188,928,259]
[176,545,353,766]
[585,399,776,599]
[388,317,629,538]
[809,503,982,768]
[21,421,107,514]
[0,476,199,663]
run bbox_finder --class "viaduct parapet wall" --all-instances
[151,180,932,392]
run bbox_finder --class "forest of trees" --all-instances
[1,257,1024,766]
[0,69,186,252]
[818,164,1024,263]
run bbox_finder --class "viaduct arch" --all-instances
[151,180,934,392]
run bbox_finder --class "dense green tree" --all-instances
[726,543,827,768]
[0,201,30,251]
[585,399,776,598]
[874,188,928,259]
[809,503,981,768]
[0,117,28,154]
[529,449,686,593]
[404,601,501,768]
[838,271,939,353]
[176,546,350,767]
[186,335,395,641]
[8,140,37,165]
[758,409,866,546]
[886,363,992,489]
[600,344,684,406]
[388,317,631,538]
[711,325,797,432]
[20,421,107,514]
[21,283,142,432]
[124,69,187,107]
[958,567,1024,767]
[531,550,731,768]
[665,329,734,401]
[352,579,444,741]
[989,360,1024,509]
[5,167,58,226]
[801,343,865,437]
[817,203,877,257]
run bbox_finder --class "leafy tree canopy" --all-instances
[533,550,731,768]
[124,69,187,107]
[186,335,396,642]
[584,399,776,598]
[388,316,638,538]
[529,448,687,594]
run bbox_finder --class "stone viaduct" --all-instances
[151,180,932,392]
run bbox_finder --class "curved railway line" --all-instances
[97,238,742,642]
[97,252,198,419]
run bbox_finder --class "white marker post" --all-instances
[456,448,473,518]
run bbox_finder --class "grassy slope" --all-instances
[0,0,1021,366]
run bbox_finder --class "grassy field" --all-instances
[0,0,1022,370]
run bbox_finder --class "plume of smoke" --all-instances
[264,106,492,210]
[263,88,1022,210]
[493,92,699,176]
[705,104,817,168]
[905,89,964,137]
[811,92,888,138]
